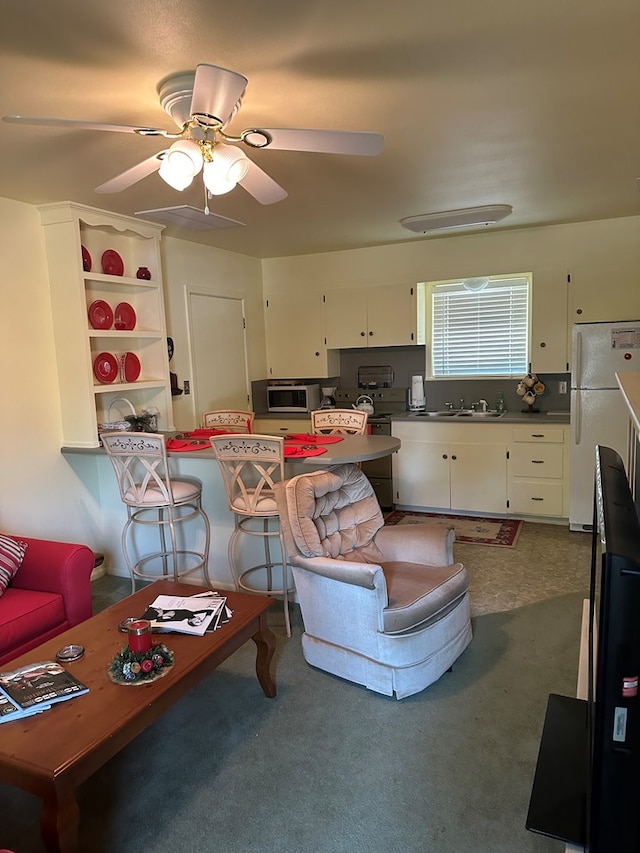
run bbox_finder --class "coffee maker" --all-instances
[320,386,337,408]
[408,375,426,411]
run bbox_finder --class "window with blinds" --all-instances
[427,274,531,378]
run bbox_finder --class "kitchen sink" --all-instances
[414,410,504,419]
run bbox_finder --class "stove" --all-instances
[334,387,407,508]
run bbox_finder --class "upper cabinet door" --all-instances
[570,263,640,325]
[366,284,416,347]
[530,268,569,373]
[323,284,417,349]
[264,285,339,378]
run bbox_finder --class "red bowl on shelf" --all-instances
[120,352,141,383]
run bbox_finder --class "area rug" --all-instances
[384,510,522,547]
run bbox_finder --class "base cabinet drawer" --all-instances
[509,443,564,478]
[509,481,564,517]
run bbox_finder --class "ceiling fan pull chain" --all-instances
[203,182,210,216]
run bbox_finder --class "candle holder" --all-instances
[127,619,152,654]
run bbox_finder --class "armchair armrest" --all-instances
[289,554,385,590]
[374,523,455,565]
[10,536,94,626]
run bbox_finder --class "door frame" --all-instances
[184,283,251,421]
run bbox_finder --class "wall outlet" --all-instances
[183,380,190,395]
[559,380,567,394]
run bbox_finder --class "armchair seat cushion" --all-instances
[382,560,469,634]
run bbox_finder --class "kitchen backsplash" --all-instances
[255,345,570,414]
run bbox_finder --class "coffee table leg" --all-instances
[40,786,79,853]
[252,613,277,697]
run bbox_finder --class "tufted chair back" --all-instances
[279,463,384,563]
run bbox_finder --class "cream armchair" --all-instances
[274,463,472,699]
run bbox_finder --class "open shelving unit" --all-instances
[39,202,174,447]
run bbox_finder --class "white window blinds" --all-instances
[429,275,530,378]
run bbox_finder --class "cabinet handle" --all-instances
[531,460,544,464]
[360,331,366,337]
[369,330,374,336]
[531,434,545,438]
[451,454,457,460]
[531,497,544,501]
[442,454,448,459]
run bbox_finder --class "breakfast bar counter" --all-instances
[61,433,400,465]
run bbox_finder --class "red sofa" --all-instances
[0,536,94,666]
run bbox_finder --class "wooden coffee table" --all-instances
[0,580,276,852]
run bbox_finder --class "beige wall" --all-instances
[161,235,265,431]
[262,216,640,292]
[1,191,639,550]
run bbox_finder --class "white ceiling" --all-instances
[1,0,638,258]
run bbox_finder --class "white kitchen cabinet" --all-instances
[569,263,640,329]
[253,418,311,436]
[323,284,417,349]
[508,425,568,518]
[264,284,339,378]
[392,421,508,514]
[38,202,174,448]
[530,268,570,373]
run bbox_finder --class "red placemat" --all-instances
[285,433,344,444]
[284,445,328,458]
[166,438,211,452]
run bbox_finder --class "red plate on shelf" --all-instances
[88,300,113,330]
[81,245,92,272]
[93,352,118,384]
[114,302,136,330]
[101,249,124,276]
[120,352,141,383]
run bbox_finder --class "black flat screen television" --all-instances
[527,444,640,851]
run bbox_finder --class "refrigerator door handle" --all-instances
[574,330,583,389]
[574,390,582,445]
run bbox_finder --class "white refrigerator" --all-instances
[570,321,640,531]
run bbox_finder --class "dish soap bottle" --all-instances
[496,392,507,414]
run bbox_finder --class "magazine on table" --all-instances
[0,660,88,715]
[142,593,227,636]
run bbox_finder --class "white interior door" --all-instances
[187,289,250,420]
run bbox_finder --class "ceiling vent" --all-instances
[135,205,244,231]
[400,204,513,234]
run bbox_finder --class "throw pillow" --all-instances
[0,535,28,597]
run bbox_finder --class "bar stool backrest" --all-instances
[101,432,176,507]
[209,434,285,517]
[310,408,368,435]
[201,410,255,432]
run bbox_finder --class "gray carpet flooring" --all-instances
[1,523,590,852]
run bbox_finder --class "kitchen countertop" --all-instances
[390,410,570,425]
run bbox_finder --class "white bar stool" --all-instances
[310,408,369,435]
[102,432,211,593]
[209,434,293,637]
[201,410,255,432]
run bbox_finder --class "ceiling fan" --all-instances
[2,63,384,207]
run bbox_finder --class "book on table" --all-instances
[0,660,88,723]
[142,593,227,636]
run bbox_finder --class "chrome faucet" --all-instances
[478,399,489,412]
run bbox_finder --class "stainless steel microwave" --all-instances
[267,384,320,413]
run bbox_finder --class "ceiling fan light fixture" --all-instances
[203,164,236,195]
[158,157,193,191]
[400,204,513,234]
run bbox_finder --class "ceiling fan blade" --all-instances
[189,64,248,127]
[238,160,288,205]
[95,152,166,193]
[257,128,384,156]
[1,115,169,135]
